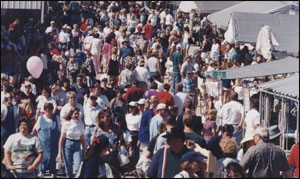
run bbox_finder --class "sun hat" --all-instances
[176,43,182,49]
[137,98,146,105]
[240,129,255,145]
[268,125,283,140]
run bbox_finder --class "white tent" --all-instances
[224,12,299,53]
[178,1,243,13]
[207,1,299,29]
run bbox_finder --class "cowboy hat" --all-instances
[268,125,283,140]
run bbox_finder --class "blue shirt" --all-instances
[149,114,163,141]
[119,46,132,60]
[138,109,154,144]
[183,77,195,93]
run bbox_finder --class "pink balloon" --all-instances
[26,56,44,79]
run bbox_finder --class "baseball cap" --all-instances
[162,127,185,140]
[176,44,182,49]
[187,70,195,74]
[156,103,166,111]
[129,101,138,107]
[137,98,146,105]
[240,129,255,145]
[90,93,98,100]
[181,151,206,163]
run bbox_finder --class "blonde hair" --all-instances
[21,99,34,115]
[219,138,237,155]
[206,109,217,121]
[66,91,76,99]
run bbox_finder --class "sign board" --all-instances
[213,71,226,79]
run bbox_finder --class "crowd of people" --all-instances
[1,1,299,178]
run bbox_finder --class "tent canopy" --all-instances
[207,1,299,29]
[224,12,299,53]
[178,1,242,13]
[212,57,299,79]
[258,74,299,99]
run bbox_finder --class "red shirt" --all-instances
[156,91,174,107]
[50,48,60,56]
[288,144,299,178]
[144,24,153,40]
[80,23,88,32]
[124,86,144,103]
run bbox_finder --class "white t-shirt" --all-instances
[1,103,8,122]
[211,43,220,60]
[58,31,70,43]
[36,95,57,114]
[60,103,84,120]
[61,119,84,140]
[155,80,163,92]
[83,104,102,126]
[244,109,260,131]
[147,57,158,72]
[33,115,61,132]
[123,130,133,143]
[132,66,150,82]
[165,14,174,26]
[90,38,102,56]
[174,92,190,114]
[3,133,43,173]
[103,27,112,37]
[125,113,142,131]
[218,101,245,125]
[148,13,157,26]
[84,35,94,51]
[234,86,244,101]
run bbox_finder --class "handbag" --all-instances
[118,145,130,167]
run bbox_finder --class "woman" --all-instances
[110,87,127,120]
[1,95,15,146]
[92,108,123,177]
[143,82,158,99]
[20,98,35,123]
[102,37,114,73]
[3,117,43,178]
[78,134,114,178]
[288,142,299,178]
[182,26,191,58]
[125,102,142,164]
[237,129,256,161]
[224,162,245,178]
[106,47,120,84]
[56,107,86,178]
[71,24,80,51]
[60,91,84,122]
[174,151,206,178]
[216,138,239,178]
[32,103,61,178]
[119,64,133,90]
[35,87,57,120]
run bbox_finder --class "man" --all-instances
[244,94,260,132]
[180,56,194,79]
[183,70,197,108]
[240,127,292,178]
[124,80,144,103]
[173,83,191,115]
[132,59,150,91]
[90,33,102,74]
[218,91,245,146]
[45,21,59,35]
[172,44,183,93]
[147,127,190,178]
[83,93,102,147]
[210,38,220,62]
[58,24,70,51]
[70,74,90,105]
[149,103,166,140]
[136,96,158,171]
[66,54,80,85]
[137,32,149,54]
[207,124,234,160]
[144,20,153,40]
[156,83,175,107]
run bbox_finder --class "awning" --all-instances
[178,1,242,13]
[207,1,299,29]
[212,57,299,79]
[1,1,42,10]
[224,12,299,53]
[258,74,299,99]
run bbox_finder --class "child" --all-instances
[202,109,217,143]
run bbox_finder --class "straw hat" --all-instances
[88,29,94,35]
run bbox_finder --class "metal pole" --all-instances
[41,1,45,24]
[296,102,299,144]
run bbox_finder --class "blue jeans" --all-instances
[84,126,95,147]
[62,139,82,178]
[12,171,37,178]
[233,126,242,147]
[172,72,181,93]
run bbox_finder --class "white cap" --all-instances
[50,21,55,24]
[156,103,166,111]
[129,101,138,107]
[176,44,182,49]
[137,98,146,105]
